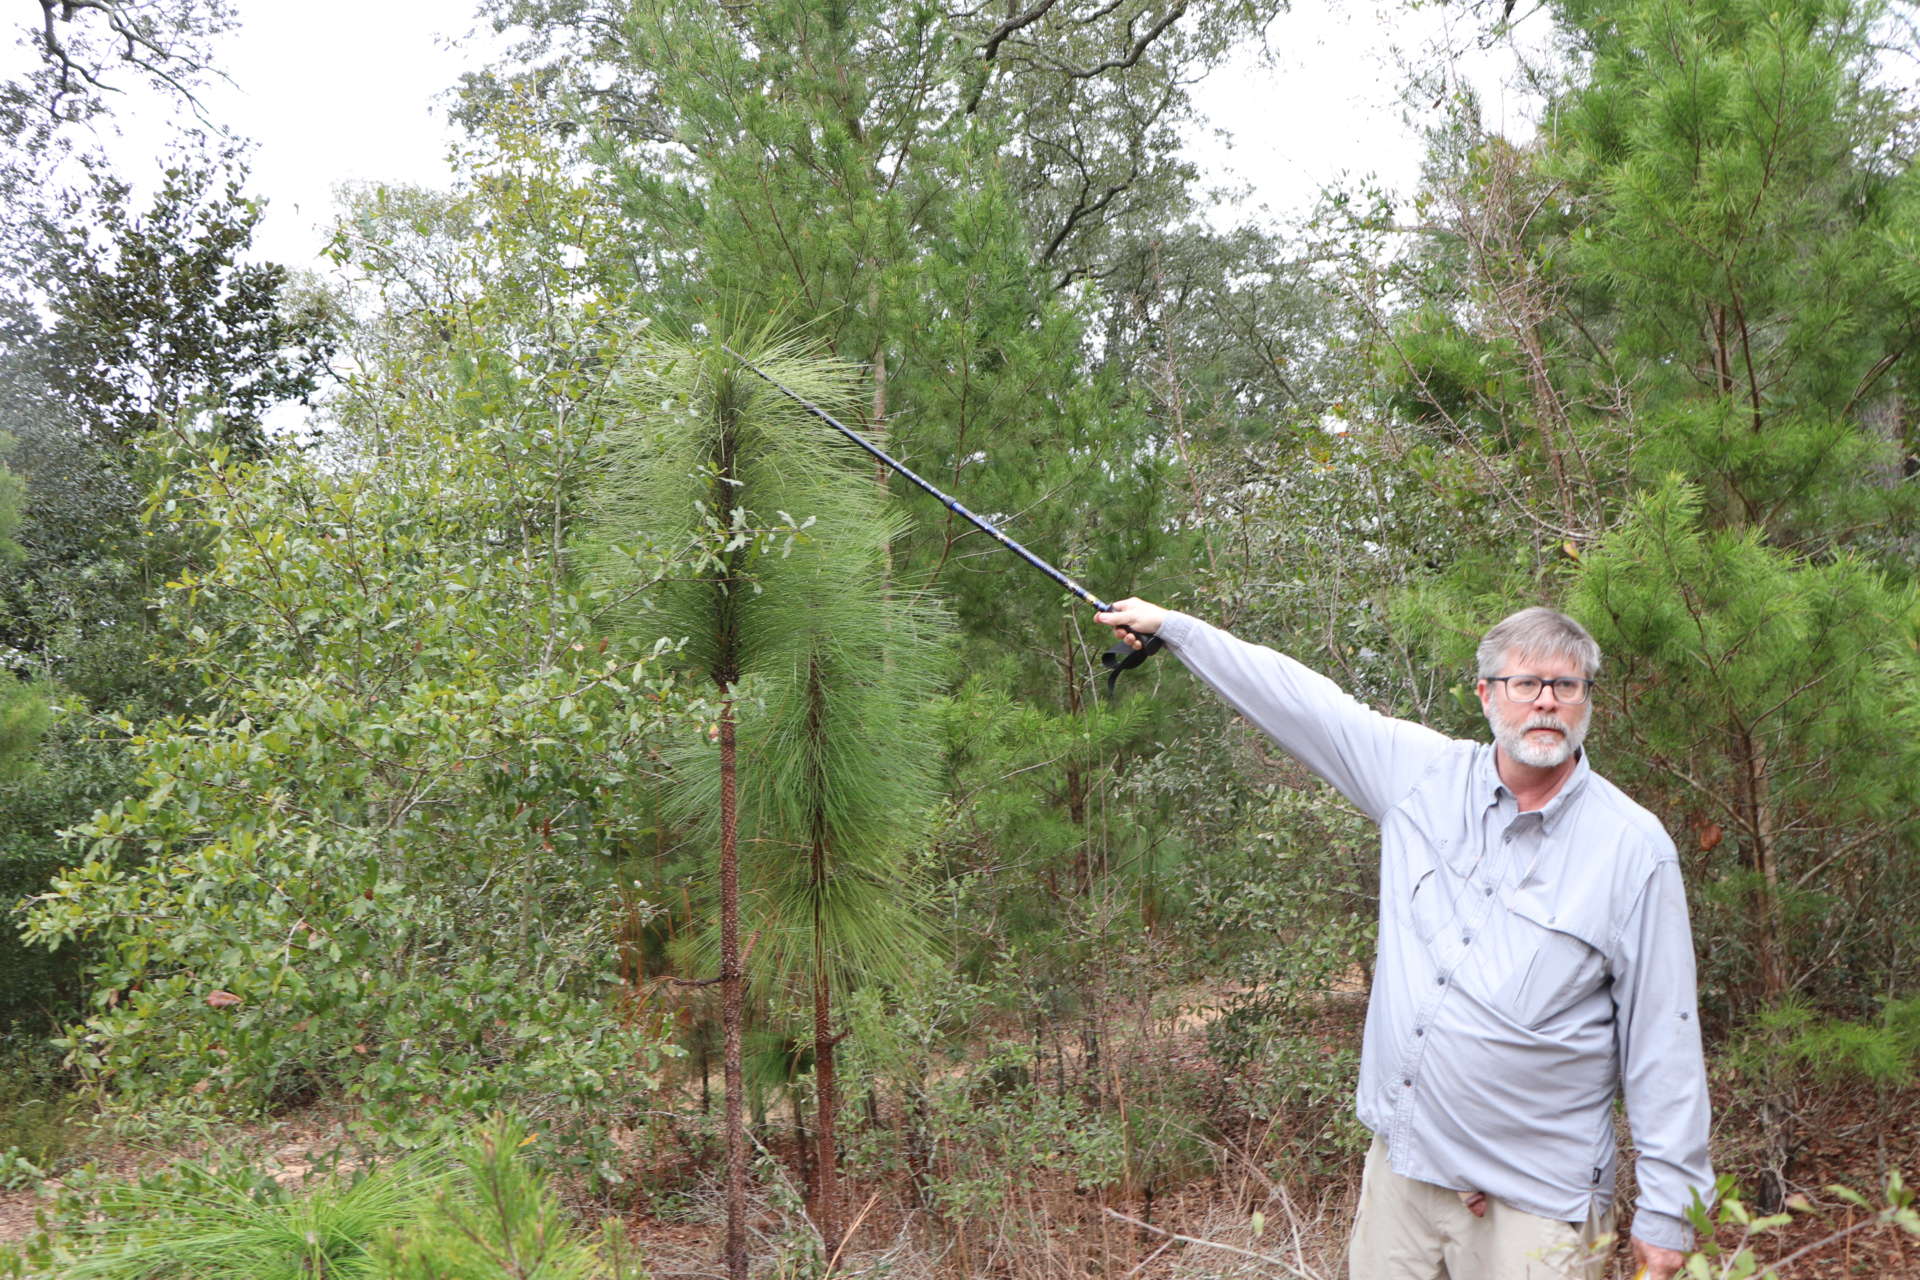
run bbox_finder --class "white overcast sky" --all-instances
[4,1,1547,271]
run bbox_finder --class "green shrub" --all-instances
[21,406,690,1172]
[919,1043,1128,1218]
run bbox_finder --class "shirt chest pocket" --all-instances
[1408,867,1447,945]
[1496,897,1609,1029]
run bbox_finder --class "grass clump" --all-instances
[15,1116,642,1280]
[0,1033,85,1189]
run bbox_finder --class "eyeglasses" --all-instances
[1486,675,1595,704]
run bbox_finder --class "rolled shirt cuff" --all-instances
[1629,1208,1694,1254]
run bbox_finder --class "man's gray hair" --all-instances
[1476,607,1602,679]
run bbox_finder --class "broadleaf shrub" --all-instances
[22,364,689,1164]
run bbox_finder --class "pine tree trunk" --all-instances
[719,694,749,1280]
[794,1084,812,1196]
[1747,740,1789,1008]
[1735,727,1789,1009]
[903,1081,932,1210]
[870,284,890,494]
[1062,621,1090,892]
[813,968,842,1256]
[1063,620,1087,827]
[804,654,844,1254]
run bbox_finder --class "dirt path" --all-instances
[0,1191,40,1246]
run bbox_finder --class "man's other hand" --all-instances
[1632,1234,1684,1280]
[1095,598,1167,650]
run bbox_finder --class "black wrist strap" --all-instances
[1100,632,1165,696]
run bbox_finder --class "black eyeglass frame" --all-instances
[1484,675,1596,704]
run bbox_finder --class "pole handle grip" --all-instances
[1101,631,1165,694]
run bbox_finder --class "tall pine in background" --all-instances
[1383,0,1919,1024]
[459,0,1215,1114]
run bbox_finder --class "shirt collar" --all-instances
[1478,744,1593,835]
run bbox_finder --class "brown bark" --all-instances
[813,967,842,1255]
[870,283,890,494]
[804,653,844,1253]
[1062,619,1088,833]
[902,1083,932,1209]
[1734,728,1789,1009]
[718,695,748,1280]
[793,1083,812,1195]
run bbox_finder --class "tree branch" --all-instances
[1062,0,1188,77]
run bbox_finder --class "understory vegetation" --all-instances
[2,0,1919,1276]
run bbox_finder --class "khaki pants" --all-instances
[1348,1137,1615,1279]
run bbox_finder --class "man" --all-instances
[1096,600,1713,1280]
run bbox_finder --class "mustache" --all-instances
[1522,715,1567,733]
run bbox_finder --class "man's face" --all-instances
[1477,648,1592,770]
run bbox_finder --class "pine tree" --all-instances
[1382,0,1920,1018]
[699,539,947,1253]
[585,332,948,1269]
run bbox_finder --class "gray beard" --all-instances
[1492,710,1588,769]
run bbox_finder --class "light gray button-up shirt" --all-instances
[1159,612,1713,1251]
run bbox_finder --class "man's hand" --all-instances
[1631,1235,1685,1280]
[1095,598,1167,650]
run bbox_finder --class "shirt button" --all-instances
[1503,833,1513,843]
[1484,886,1494,897]
[1462,934,1472,945]
[1414,1027,1425,1037]
[1436,975,1447,985]
[1404,1078,1413,1087]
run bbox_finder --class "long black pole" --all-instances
[722,344,1162,684]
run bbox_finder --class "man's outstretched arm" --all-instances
[1097,599,1451,821]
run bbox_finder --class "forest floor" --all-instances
[4,1017,1918,1278]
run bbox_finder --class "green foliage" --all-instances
[585,334,951,990]
[916,1041,1128,1218]
[1675,1170,1920,1278]
[57,1152,448,1280]
[20,371,685,1162]
[0,439,22,566]
[15,1117,641,1280]
[0,675,50,783]
[1796,995,1920,1086]
[1732,994,1920,1090]
[0,136,338,1039]
[461,0,1182,672]
[936,673,1157,917]
[0,705,137,1034]
[374,1118,634,1280]
[1571,477,1920,1012]
[1181,783,1374,1174]
[583,336,861,682]
[586,332,955,1249]
[0,1032,83,1187]
[28,149,338,455]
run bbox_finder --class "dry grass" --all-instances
[624,1118,1357,1280]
